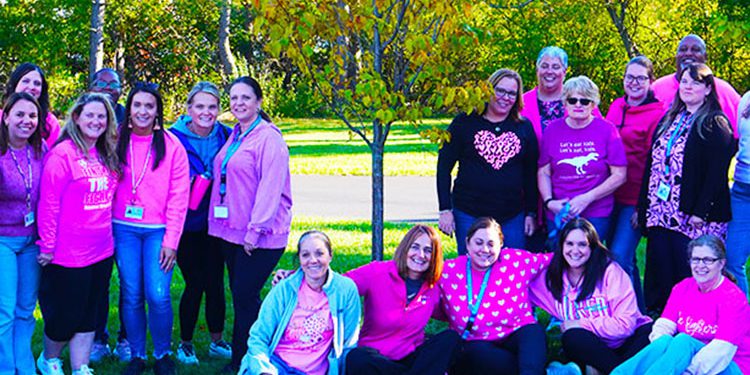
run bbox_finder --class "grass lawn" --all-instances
[279,118,449,176]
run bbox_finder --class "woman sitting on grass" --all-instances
[531,218,652,374]
[241,231,361,375]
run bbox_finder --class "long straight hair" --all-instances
[654,63,729,140]
[117,82,166,170]
[0,92,44,157]
[58,93,121,175]
[3,63,50,139]
[394,224,443,287]
[546,218,612,302]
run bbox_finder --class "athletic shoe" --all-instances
[121,358,146,375]
[546,361,582,375]
[113,340,132,362]
[209,340,232,359]
[89,342,111,362]
[154,355,176,375]
[176,342,199,365]
[73,364,95,375]
[37,353,65,375]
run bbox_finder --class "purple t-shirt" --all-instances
[539,117,627,219]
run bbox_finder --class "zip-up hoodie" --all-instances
[530,262,652,349]
[112,131,190,250]
[606,93,664,205]
[169,115,231,232]
[240,268,361,375]
[207,121,292,249]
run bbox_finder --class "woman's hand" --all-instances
[568,193,594,218]
[561,320,582,332]
[244,241,256,256]
[548,198,570,215]
[272,269,293,286]
[159,247,177,271]
[37,252,54,266]
[688,215,705,227]
[524,215,536,236]
[438,210,455,236]
[630,210,639,229]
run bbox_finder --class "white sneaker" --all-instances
[209,340,232,359]
[176,342,199,365]
[37,353,65,375]
[72,364,95,375]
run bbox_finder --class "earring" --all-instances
[153,119,161,130]
[128,122,133,129]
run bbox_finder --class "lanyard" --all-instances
[129,138,153,202]
[463,259,492,339]
[219,115,262,202]
[10,146,33,210]
[663,112,693,176]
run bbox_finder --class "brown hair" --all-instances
[466,217,505,247]
[394,225,443,287]
[687,234,736,283]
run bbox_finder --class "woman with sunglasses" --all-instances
[538,76,627,246]
[604,56,664,312]
[637,63,735,315]
[612,235,750,375]
[113,83,190,375]
[2,63,60,145]
[437,68,539,254]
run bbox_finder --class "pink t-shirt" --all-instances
[662,277,750,374]
[274,281,334,375]
[539,117,627,219]
[439,251,551,342]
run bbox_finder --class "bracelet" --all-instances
[543,198,553,209]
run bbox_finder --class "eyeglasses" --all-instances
[689,257,722,266]
[624,74,649,84]
[565,97,593,106]
[494,88,517,99]
[92,80,121,90]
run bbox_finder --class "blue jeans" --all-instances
[114,223,173,359]
[0,236,39,375]
[612,334,743,375]
[454,209,525,255]
[607,203,646,312]
[726,181,750,295]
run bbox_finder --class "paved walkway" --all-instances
[291,175,437,222]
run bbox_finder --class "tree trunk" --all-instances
[218,0,237,80]
[89,0,106,82]
[371,119,385,260]
[606,1,639,58]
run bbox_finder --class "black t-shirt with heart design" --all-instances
[437,112,539,222]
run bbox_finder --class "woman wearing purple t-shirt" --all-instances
[538,76,627,245]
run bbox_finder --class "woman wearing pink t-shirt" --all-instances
[1,63,61,145]
[538,76,627,245]
[613,235,750,375]
[440,217,551,374]
[36,93,120,375]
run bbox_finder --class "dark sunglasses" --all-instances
[566,97,593,106]
[92,80,121,90]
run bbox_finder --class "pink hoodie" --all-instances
[530,262,652,348]
[208,121,292,249]
[112,131,190,250]
[651,73,741,136]
[37,139,118,267]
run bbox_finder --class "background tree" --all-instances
[89,0,106,81]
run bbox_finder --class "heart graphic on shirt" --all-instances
[451,283,458,290]
[509,274,515,281]
[500,266,507,273]
[521,292,526,298]
[473,130,522,170]
[498,299,505,306]
[489,291,496,297]
[503,253,511,260]
[448,262,456,268]
[501,319,509,325]
[512,296,518,302]
[520,270,526,277]
[503,287,511,294]
[506,307,514,314]
[459,295,467,301]
[442,273,449,279]
[483,302,491,308]
[453,305,461,312]
[492,311,499,317]
[532,255,539,262]
[525,258,531,264]
[456,273,464,280]
[446,295,452,300]
[477,313,485,320]
[483,332,490,338]
[525,311,532,317]
[531,269,537,274]
[495,279,502,286]
[516,283,522,289]
[513,261,520,268]
[462,316,469,323]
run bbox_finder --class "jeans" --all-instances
[607,203,646,312]
[726,181,750,295]
[454,209,526,255]
[114,223,173,359]
[0,236,39,375]
[612,334,743,375]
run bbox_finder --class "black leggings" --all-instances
[562,323,653,373]
[346,330,460,375]
[177,230,226,342]
[220,239,283,367]
[452,323,547,375]
[645,227,691,313]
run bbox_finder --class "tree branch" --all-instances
[605,0,639,58]
[382,0,409,51]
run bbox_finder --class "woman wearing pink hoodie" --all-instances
[604,56,664,313]
[36,93,120,375]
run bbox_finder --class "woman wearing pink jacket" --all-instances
[36,93,120,375]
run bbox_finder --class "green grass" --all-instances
[278,118,449,176]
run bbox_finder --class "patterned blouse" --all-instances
[538,98,565,132]
[645,111,728,239]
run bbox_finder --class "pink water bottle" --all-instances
[189,173,212,210]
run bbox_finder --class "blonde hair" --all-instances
[186,81,221,109]
[562,76,601,106]
[59,93,120,174]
